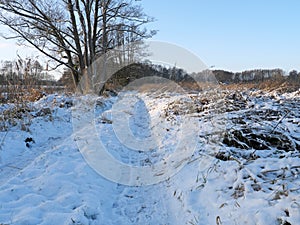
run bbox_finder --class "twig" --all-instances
[7,165,22,170]
[0,130,9,151]
[270,110,290,134]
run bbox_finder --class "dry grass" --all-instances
[22,88,44,102]
[220,78,300,93]
[122,78,300,94]
[102,80,221,95]
[0,87,42,131]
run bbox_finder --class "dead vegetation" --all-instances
[220,77,300,94]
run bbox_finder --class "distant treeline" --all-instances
[98,63,300,93]
[0,59,58,86]
[0,76,58,86]
[97,62,206,93]
[57,62,300,94]
[212,69,300,84]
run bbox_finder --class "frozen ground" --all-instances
[0,89,299,225]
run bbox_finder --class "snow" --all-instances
[0,89,300,225]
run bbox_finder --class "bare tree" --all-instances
[0,0,156,89]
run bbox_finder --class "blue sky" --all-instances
[141,0,300,72]
[0,0,299,72]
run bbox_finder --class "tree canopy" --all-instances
[0,0,156,87]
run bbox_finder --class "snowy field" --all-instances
[0,88,300,225]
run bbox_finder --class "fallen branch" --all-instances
[0,130,9,152]
[270,110,290,134]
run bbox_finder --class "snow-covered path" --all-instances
[0,119,172,224]
[0,93,199,225]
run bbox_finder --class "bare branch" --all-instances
[0,0,156,88]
